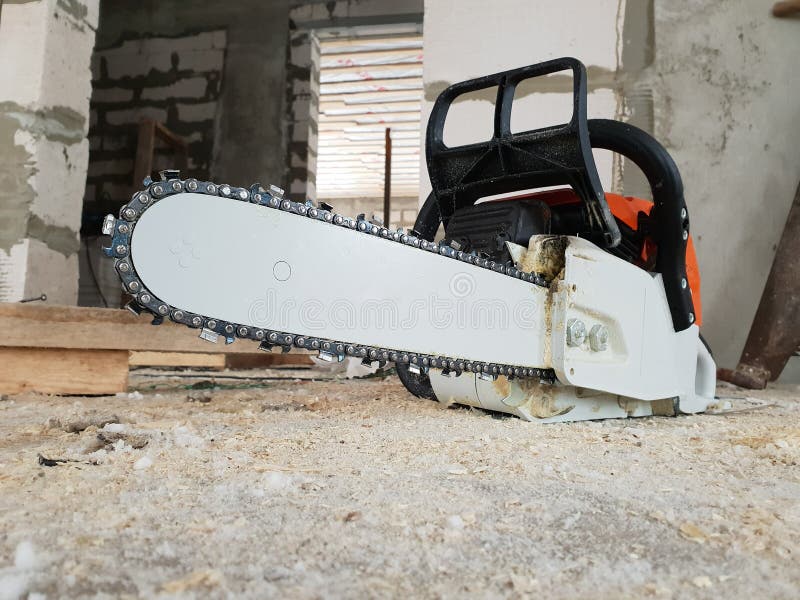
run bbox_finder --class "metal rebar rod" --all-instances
[383,127,392,227]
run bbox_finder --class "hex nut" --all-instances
[588,324,609,352]
[566,318,586,347]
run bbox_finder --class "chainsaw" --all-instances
[101,57,716,422]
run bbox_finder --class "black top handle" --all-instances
[425,57,621,248]
[587,119,696,331]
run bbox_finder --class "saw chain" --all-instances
[103,171,556,382]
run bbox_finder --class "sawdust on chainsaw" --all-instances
[518,235,568,281]
[0,371,798,599]
[518,377,575,419]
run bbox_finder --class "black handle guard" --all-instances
[425,57,621,248]
[417,116,697,332]
[588,119,696,331]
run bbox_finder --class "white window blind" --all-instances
[316,34,423,200]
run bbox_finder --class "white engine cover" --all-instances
[430,236,717,422]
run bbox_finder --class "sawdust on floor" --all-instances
[0,370,798,599]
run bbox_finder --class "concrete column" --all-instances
[0,0,99,304]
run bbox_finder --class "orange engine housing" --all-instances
[511,189,703,326]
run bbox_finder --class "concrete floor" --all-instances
[0,369,798,599]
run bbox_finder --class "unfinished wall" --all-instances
[649,1,800,375]
[93,0,293,189]
[422,0,799,379]
[0,0,99,305]
[421,0,626,203]
[84,30,227,218]
[77,0,295,307]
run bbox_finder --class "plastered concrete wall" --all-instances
[421,0,627,202]
[649,1,800,375]
[422,0,799,378]
[0,0,99,304]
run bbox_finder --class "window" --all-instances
[315,34,423,210]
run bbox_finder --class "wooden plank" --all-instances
[153,121,188,152]
[129,351,226,369]
[0,303,282,354]
[0,347,128,395]
[225,353,314,370]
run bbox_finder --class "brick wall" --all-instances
[84,30,227,219]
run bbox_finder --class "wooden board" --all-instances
[129,351,226,369]
[0,303,276,354]
[0,304,319,394]
[225,353,314,370]
[0,347,128,395]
